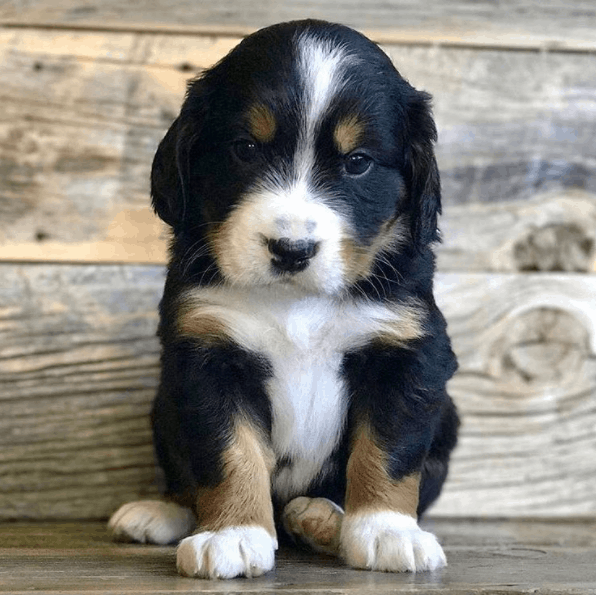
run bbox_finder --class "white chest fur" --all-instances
[180,285,416,501]
[258,296,349,501]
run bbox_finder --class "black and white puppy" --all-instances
[108,19,459,579]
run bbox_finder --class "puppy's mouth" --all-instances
[262,236,321,276]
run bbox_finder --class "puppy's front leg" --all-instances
[177,421,277,579]
[340,423,446,573]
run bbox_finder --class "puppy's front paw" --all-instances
[108,500,195,545]
[176,526,277,579]
[340,511,446,573]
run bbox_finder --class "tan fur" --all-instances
[341,217,406,284]
[194,420,276,537]
[282,497,343,555]
[334,115,365,154]
[207,209,261,283]
[176,291,230,343]
[375,302,426,346]
[248,103,277,143]
[345,423,420,518]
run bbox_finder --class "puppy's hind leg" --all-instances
[108,500,196,545]
[282,497,344,556]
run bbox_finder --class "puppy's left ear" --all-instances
[404,90,442,248]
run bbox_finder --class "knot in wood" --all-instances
[513,223,594,272]
[494,307,589,386]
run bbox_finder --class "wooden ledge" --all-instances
[1,520,595,593]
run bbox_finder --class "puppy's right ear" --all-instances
[151,77,209,229]
[151,117,187,228]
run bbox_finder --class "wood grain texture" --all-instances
[2,520,596,593]
[3,0,596,51]
[0,264,163,519]
[433,273,596,517]
[1,29,595,266]
[2,264,595,519]
[437,190,596,272]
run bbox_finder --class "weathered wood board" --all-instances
[2,264,595,519]
[437,190,596,273]
[1,29,595,269]
[2,520,596,594]
[1,2,595,524]
[0,264,163,518]
[3,0,596,51]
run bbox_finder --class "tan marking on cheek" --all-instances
[206,203,265,283]
[206,220,228,275]
[341,217,407,284]
[195,420,276,536]
[248,103,277,143]
[345,423,420,518]
[334,115,365,154]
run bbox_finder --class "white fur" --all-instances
[176,526,277,579]
[108,500,195,545]
[340,511,447,573]
[181,285,416,502]
[295,35,352,182]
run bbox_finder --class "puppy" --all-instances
[108,19,459,579]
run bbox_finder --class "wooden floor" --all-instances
[1,520,596,594]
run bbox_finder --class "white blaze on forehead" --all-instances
[295,33,354,182]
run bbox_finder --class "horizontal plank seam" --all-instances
[2,22,596,55]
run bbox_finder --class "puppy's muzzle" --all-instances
[267,237,320,274]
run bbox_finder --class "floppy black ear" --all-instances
[151,117,186,228]
[151,80,208,229]
[404,90,442,248]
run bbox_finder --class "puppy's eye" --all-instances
[232,139,259,163]
[345,152,372,176]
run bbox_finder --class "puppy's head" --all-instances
[152,20,441,294]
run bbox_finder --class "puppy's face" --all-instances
[152,21,441,295]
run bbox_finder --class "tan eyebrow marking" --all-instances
[247,103,277,143]
[334,114,365,154]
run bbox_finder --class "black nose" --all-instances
[267,238,319,273]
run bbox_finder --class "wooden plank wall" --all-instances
[1,1,595,520]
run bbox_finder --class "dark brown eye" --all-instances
[232,139,259,163]
[345,152,373,176]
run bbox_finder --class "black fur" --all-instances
[150,19,458,530]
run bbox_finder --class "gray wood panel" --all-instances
[3,0,596,51]
[0,264,163,518]
[2,264,596,519]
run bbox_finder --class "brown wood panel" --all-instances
[1,29,595,268]
[1,520,596,593]
[2,263,596,519]
[3,0,596,51]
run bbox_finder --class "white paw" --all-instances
[176,526,277,579]
[108,500,195,545]
[340,511,446,573]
